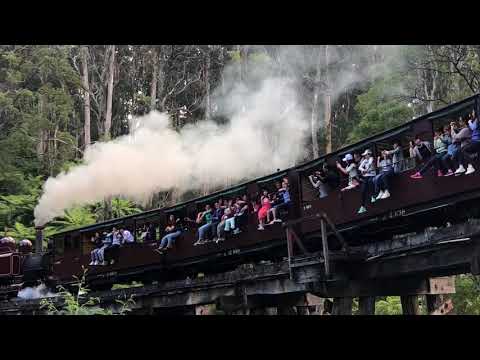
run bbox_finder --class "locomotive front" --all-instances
[0,227,53,299]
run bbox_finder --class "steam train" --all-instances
[3,94,480,296]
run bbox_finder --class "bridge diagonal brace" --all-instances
[321,212,349,254]
[289,227,309,255]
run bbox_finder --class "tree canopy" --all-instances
[2,45,480,313]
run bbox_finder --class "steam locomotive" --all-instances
[3,94,480,297]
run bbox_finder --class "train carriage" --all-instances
[41,94,480,290]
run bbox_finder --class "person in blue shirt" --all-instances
[456,110,479,175]
[268,181,291,224]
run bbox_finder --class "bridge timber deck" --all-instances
[2,218,480,315]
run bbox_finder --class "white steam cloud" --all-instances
[34,45,405,226]
[34,77,309,225]
[17,283,56,300]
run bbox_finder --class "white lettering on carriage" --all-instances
[389,209,406,219]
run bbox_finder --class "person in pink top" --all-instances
[257,190,272,231]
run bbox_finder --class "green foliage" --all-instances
[40,268,135,315]
[111,198,142,218]
[49,207,96,233]
[93,198,142,221]
[451,275,480,315]
[375,296,403,315]
[0,176,43,227]
[347,77,414,144]
[111,281,143,291]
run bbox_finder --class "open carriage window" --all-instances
[193,185,250,239]
[374,131,415,173]
[427,97,477,133]
[254,172,291,227]
[135,214,161,242]
[163,206,187,234]
[298,159,340,201]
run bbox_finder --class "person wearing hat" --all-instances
[336,153,359,191]
[357,149,377,214]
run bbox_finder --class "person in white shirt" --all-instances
[357,149,377,214]
[120,228,134,244]
[336,153,360,191]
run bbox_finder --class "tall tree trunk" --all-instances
[240,45,248,82]
[157,46,166,112]
[37,95,46,159]
[104,45,115,141]
[310,46,322,159]
[219,46,226,96]
[150,47,159,112]
[205,46,211,121]
[80,46,91,148]
[102,45,115,220]
[324,45,332,154]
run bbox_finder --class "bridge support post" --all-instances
[426,294,442,314]
[358,296,376,315]
[401,295,419,315]
[332,297,353,315]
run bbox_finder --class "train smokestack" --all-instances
[35,226,44,254]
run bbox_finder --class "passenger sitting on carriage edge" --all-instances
[308,169,329,198]
[231,196,249,234]
[439,125,456,176]
[216,205,232,243]
[411,129,452,179]
[210,201,224,240]
[257,190,272,230]
[451,118,473,175]
[336,154,359,191]
[89,232,103,265]
[409,136,432,165]
[357,149,376,214]
[271,182,283,205]
[374,150,393,200]
[157,214,183,252]
[268,181,291,224]
[225,201,241,233]
[120,228,134,244]
[104,227,122,265]
[455,110,479,175]
[95,230,113,266]
[195,204,213,246]
[385,142,404,173]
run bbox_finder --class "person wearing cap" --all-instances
[336,153,359,191]
[357,149,377,214]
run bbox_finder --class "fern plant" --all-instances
[40,267,135,315]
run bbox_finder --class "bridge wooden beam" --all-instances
[401,295,420,315]
[332,297,353,315]
[358,296,376,315]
